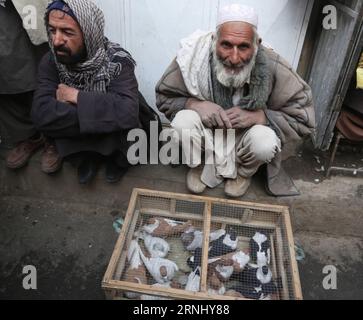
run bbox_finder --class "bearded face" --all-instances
[212,22,259,88]
[48,10,87,66]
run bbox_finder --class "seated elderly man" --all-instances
[32,0,141,184]
[156,4,315,197]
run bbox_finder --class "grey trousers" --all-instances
[0,92,37,146]
[171,110,282,188]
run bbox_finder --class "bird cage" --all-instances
[102,188,302,300]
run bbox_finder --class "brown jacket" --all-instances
[156,46,315,196]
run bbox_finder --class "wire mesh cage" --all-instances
[102,189,302,300]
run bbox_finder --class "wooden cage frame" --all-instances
[102,188,303,300]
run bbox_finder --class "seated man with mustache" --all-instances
[32,0,141,184]
[156,4,315,197]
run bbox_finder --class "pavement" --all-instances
[0,140,363,300]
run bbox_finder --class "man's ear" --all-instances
[259,38,262,45]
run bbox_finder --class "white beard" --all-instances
[212,45,258,89]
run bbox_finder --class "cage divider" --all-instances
[269,234,280,300]
[201,201,212,292]
[275,226,290,300]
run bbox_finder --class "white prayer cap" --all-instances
[217,4,258,29]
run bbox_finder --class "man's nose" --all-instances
[52,31,65,47]
[229,47,241,66]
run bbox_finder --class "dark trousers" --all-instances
[0,92,37,146]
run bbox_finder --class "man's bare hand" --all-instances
[226,107,267,129]
[186,99,232,129]
[56,84,79,105]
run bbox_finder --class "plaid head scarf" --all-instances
[45,0,135,92]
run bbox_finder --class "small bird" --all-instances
[207,264,227,295]
[239,265,261,288]
[213,251,250,274]
[139,249,179,284]
[261,281,278,297]
[208,257,235,282]
[140,232,170,258]
[143,218,192,237]
[185,229,203,251]
[214,263,234,281]
[181,226,196,249]
[257,265,272,284]
[182,228,226,251]
[124,240,147,299]
[208,227,238,258]
[259,268,281,298]
[236,264,278,299]
[185,267,201,292]
[250,232,271,265]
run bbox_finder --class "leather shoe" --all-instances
[78,157,98,184]
[6,135,45,169]
[225,175,251,198]
[105,158,128,183]
[41,142,62,174]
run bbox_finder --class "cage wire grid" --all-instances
[103,189,301,300]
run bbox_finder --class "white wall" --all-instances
[94,0,313,108]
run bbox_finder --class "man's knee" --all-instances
[246,125,281,162]
[171,110,202,133]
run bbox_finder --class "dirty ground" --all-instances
[0,140,362,300]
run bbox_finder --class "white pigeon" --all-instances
[141,232,170,258]
[252,232,271,266]
[186,230,203,251]
[185,229,226,251]
[256,266,272,284]
[211,229,227,241]
[143,218,191,237]
[185,267,201,292]
[142,219,160,234]
[215,264,234,280]
[232,251,250,270]
[139,250,178,284]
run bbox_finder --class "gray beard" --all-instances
[212,47,258,89]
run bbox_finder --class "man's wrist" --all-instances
[71,89,79,105]
[185,98,201,111]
